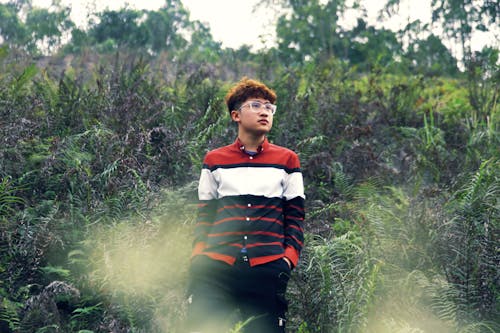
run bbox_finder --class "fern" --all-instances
[438,158,499,323]
[0,176,24,218]
[0,293,22,331]
[289,231,373,332]
[11,64,38,97]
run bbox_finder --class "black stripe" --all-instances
[204,244,240,257]
[218,195,283,205]
[203,163,301,174]
[247,245,284,258]
[217,206,283,221]
[210,218,283,235]
[207,233,284,246]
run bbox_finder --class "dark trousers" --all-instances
[185,255,291,333]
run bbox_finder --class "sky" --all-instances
[10,0,500,52]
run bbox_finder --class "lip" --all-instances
[258,120,269,125]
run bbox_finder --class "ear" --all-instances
[230,110,241,123]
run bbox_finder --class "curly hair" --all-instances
[224,77,277,115]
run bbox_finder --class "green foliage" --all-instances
[66,185,195,332]
[405,33,459,77]
[0,289,22,332]
[288,232,378,332]
[276,0,348,63]
[0,2,27,46]
[438,159,499,323]
[347,19,403,72]
[25,6,74,54]
[467,47,499,123]
[0,2,498,331]
[0,177,24,218]
[352,183,498,332]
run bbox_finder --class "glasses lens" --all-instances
[264,104,275,113]
[246,101,276,114]
[250,101,262,109]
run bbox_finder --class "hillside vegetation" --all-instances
[0,0,498,332]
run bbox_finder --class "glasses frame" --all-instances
[237,100,277,115]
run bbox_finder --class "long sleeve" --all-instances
[282,154,305,267]
[191,163,218,257]
[189,140,305,267]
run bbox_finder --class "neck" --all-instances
[238,131,266,152]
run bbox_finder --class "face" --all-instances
[231,98,274,136]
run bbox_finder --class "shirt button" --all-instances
[246,217,250,221]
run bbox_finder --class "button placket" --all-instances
[246,202,252,222]
[241,235,249,262]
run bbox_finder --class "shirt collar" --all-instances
[233,137,269,155]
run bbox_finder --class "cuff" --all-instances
[284,246,300,268]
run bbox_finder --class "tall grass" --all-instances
[0,47,498,332]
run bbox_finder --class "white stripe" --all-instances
[198,168,218,200]
[199,166,305,200]
[283,172,305,200]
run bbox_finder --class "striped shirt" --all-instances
[191,137,305,267]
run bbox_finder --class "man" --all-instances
[186,77,305,333]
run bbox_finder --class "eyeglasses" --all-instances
[238,100,277,115]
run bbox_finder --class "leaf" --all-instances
[12,63,38,93]
[0,45,8,59]
[40,265,71,279]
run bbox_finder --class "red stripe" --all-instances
[285,215,304,221]
[288,204,304,212]
[199,252,236,265]
[204,143,300,169]
[208,231,284,238]
[246,241,283,248]
[287,234,304,247]
[227,243,244,248]
[225,241,283,249]
[286,224,303,232]
[250,253,285,266]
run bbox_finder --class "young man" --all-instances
[186,77,305,333]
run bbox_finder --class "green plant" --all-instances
[437,159,499,324]
[0,291,22,332]
[288,231,376,332]
[0,176,24,218]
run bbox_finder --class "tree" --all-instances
[0,2,27,48]
[384,0,499,66]
[25,5,74,54]
[430,0,499,65]
[274,0,350,63]
[142,1,190,53]
[384,0,499,117]
[406,34,459,76]
[84,0,190,53]
[180,20,221,62]
[88,8,148,50]
[0,1,74,54]
[346,19,403,71]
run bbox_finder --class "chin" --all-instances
[253,129,270,135]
